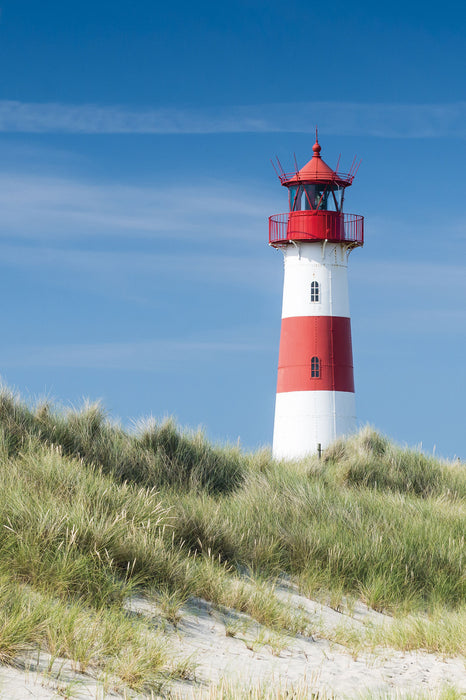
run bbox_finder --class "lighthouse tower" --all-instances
[269,136,364,460]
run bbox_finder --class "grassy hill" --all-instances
[0,389,464,696]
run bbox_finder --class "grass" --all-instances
[375,606,466,655]
[0,578,179,689]
[176,678,323,699]
[166,445,465,612]
[174,683,466,700]
[329,604,466,658]
[357,690,466,700]
[0,388,464,694]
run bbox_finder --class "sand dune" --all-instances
[2,586,464,698]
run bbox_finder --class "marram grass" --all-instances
[0,388,464,695]
[173,680,466,700]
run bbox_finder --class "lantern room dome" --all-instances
[279,137,356,189]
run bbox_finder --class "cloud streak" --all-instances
[0,338,267,371]
[1,100,466,137]
[0,173,274,241]
[0,243,278,296]
[350,259,466,336]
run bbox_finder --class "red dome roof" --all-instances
[280,138,354,188]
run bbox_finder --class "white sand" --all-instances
[0,652,120,698]
[1,587,465,698]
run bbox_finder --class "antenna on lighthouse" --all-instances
[335,153,341,173]
[352,159,362,178]
[270,159,281,178]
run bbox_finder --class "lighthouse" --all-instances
[269,136,364,460]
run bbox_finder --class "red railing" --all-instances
[278,170,354,187]
[269,211,364,246]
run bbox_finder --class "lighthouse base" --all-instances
[272,391,356,461]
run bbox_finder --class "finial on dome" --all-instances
[312,126,321,157]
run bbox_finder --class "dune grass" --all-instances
[174,681,465,700]
[0,387,464,694]
[177,678,321,699]
[165,431,465,613]
[0,391,244,494]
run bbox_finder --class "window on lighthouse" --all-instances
[317,188,329,210]
[311,356,320,378]
[303,185,329,211]
[290,186,303,211]
[310,281,320,302]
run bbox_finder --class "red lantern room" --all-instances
[269,134,364,247]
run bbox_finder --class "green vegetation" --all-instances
[172,683,466,700]
[0,388,464,694]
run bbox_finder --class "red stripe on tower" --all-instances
[277,316,354,393]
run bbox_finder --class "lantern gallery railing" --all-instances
[269,211,364,246]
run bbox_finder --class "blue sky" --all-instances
[0,0,465,458]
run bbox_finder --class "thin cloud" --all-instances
[0,173,274,241]
[0,243,278,293]
[351,259,466,336]
[351,260,466,288]
[0,100,466,137]
[0,338,267,371]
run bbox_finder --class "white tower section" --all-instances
[272,241,356,460]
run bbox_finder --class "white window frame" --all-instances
[311,356,320,378]
[310,280,320,303]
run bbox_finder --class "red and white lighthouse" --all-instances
[269,136,364,460]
